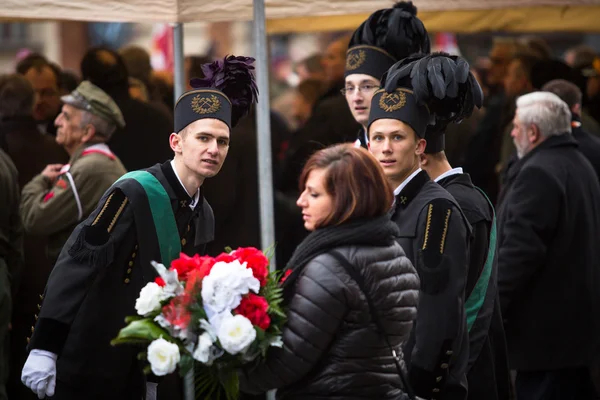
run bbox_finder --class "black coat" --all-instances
[391,170,470,400]
[239,243,419,399]
[106,90,174,172]
[437,173,512,400]
[277,95,360,194]
[203,109,289,256]
[27,161,214,399]
[572,115,600,181]
[497,134,600,371]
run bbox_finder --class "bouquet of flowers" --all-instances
[111,247,286,399]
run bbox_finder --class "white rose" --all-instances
[135,282,163,316]
[217,314,256,355]
[147,338,180,376]
[201,260,260,314]
[193,332,215,364]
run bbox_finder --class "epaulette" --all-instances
[68,189,129,266]
[416,198,455,295]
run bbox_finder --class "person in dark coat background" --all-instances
[202,106,289,256]
[497,91,600,400]
[0,149,22,400]
[240,144,419,399]
[0,74,69,400]
[80,47,174,172]
[542,79,600,181]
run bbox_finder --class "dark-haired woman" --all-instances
[239,143,419,399]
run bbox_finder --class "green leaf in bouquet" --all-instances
[195,365,228,400]
[124,315,143,324]
[224,246,233,253]
[143,365,152,375]
[111,318,174,346]
[178,354,194,376]
[137,352,147,361]
[218,369,240,400]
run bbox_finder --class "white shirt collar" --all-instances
[363,128,369,145]
[434,167,464,183]
[170,160,200,210]
[393,168,422,196]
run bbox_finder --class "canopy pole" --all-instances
[171,22,194,400]
[253,0,277,273]
[173,22,185,105]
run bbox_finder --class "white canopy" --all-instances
[2,0,600,32]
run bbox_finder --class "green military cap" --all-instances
[61,80,126,128]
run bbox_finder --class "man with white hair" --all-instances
[498,91,600,399]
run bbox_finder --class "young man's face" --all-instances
[368,118,425,186]
[344,74,379,127]
[172,118,230,179]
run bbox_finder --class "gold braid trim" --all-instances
[92,192,114,226]
[440,209,452,254]
[422,204,433,250]
[108,198,129,233]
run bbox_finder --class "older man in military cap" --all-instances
[19,81,126,266]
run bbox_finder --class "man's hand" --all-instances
[41,164,64,184]
[21,349,57,399]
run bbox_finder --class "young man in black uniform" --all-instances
[367,55,478,400]
[343,1,430,149]
[20,56,258,400]
[414,54,512,400]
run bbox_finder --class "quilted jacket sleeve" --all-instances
[239,254,348,394]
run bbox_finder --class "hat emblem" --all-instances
[346,50,366,71]
[191,94,221,115]
[379,90,407,112]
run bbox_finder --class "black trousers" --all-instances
[515,368,595,400]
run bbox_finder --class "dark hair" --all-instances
[542,79,582,109]
[299,143,394,228]
[296,54,323,74]
[16,54,61,87]
[511,52,542,82]
[0,73,35,119]
[81,47,129,92]
[297,78,325,105]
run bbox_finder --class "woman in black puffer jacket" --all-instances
[239,144,420,399]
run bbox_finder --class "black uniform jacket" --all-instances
[437,172,512,400]
[28,161,214,394]
[391,170,470,400]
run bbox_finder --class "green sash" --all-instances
[465,187,496,332]
[117,171,181,266]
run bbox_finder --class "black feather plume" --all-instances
[189,55,258,128]
[382,52,484,134]
[348,1,430,62]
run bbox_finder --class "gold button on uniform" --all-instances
[131,252,136,258]
[181,238,187,246]
[436,376,442,382]
[135,244,138,250]
[433,388,440,393]
[446,350,453,356]
[127,268,132,274]
[441,363,448,369]
[26,337,30,344]
[124,278,130,284]
[128,261,134,267]
[31,326,34,333]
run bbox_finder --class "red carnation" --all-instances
[162,294,192,330]
[280,269,292,284]
[233,247,269,286]
[155,277,166,287]
[234,293,271,330]
[170,253,215,281]
[215,253,237,263]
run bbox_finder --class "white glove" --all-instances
[21,349,57,399]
